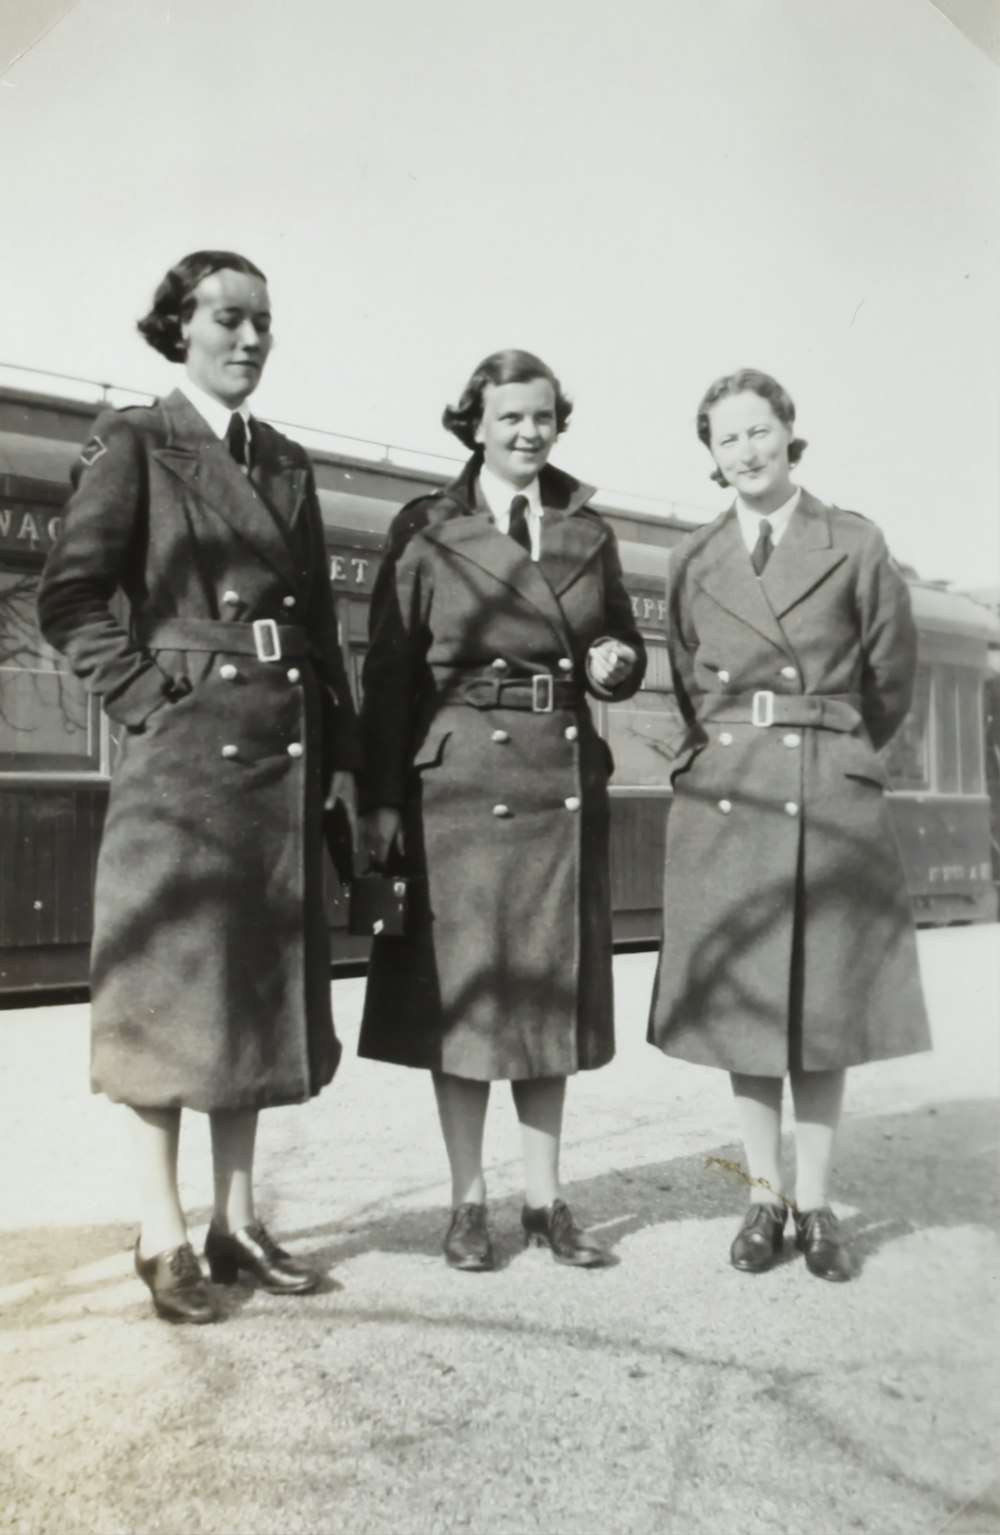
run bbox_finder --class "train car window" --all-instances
[933,663,983,796]
[601,636,686,789]
[883,663,931,790]
[0,569,102,773]
[957,668,985,795]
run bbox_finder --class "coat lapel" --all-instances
[759,492,847,617]
[153,391,297,585]
[694,512,792,653]
[420,457,595,647]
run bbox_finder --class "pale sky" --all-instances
[1,0,997,585]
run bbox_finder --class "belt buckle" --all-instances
[532,674,554,713]
[252,618,281,663]
[751,689,774,728]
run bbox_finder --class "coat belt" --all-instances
[436,673,583,712]
[697,692,863,732]
[147,618,310,658]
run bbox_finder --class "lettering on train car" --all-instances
[328,550,375,592]
[629,593,668,623]
[0,505,63,552]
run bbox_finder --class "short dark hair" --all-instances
[442,349,573,450]
[696,368,808,486]
[137,250,268,362]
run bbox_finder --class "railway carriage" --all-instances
[1,369,995,995]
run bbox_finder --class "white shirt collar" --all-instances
[478,462,543,523]
[734,486,801,552]
[177,374,252,440]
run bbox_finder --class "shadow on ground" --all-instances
[4,1098,992,1320]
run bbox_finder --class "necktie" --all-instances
[226,413,249,469]
[751,517,773,575]
[507,494,531,553]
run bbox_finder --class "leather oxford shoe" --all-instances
[134,1240,216,1324]
[729,1202,787,1273]
[443,1203,495,1271]
[793,1206,853,1282]
[521,1199,610,1267]
[205,1220,320,1294]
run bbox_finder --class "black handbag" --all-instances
[323,800,412,938]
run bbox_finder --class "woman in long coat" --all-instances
[38,251,360,1323]
[647,368,930,1281]
[359,349,646,1271]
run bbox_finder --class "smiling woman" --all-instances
[36,250,361,1325]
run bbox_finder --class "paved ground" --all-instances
[0,928,998,1535]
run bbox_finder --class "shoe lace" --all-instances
[246,1222,285,1261]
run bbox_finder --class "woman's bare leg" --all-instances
[730,1073,788,1206]
[789,1066,846,1211]
[511,1076,566,1208]
[128,1105,186,1255]
[433,1073,490,1206]
[209,1109,259,1232]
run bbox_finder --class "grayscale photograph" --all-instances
[0,2,997,1532]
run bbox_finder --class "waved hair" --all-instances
[696,368,808,487]
[442,349,573,450]
[137,250,267,362]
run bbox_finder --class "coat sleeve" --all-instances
[584,522,648,701]
[298,463,362,773]
[663,543,701,736]
[358,507,434,814]
[36,412,186,728]
[855,527,918,750]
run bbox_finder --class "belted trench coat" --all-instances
[647,491,931,1075]
[38,390,361,1111]
[358,456,646,1080]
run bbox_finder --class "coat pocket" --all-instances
[838,735,888,789]
[412,719,451,771]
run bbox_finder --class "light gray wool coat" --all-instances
[647,490,931,1076]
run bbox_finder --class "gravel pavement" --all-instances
[1,928,997,1535]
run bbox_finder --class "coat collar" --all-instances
[693,490,848,649]
[758,489,848,617]
[420,455,602,645]
[153,390,303,584]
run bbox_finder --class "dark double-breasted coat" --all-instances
[647,490,931,1076]
[358,456,646,1080]
[38,389,361,1112]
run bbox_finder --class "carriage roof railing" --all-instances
[0,360,710,528]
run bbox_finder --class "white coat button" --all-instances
[558,658,573,673]
[219,664,238,681]
[221,744,238,759]
[491,729,510,743]
[564,725,579,741]
[564,796,581,812]
[222,590,240,604]
[493,803,511,817]
[783,732,801,748]
[287,668,301,683]
[287,743,304,758]
[282,595,296,609]
[785,801,799,816]
[491,658,508,672]
[717,669,730,683]
[718,799,732,814]
[719,731,733,745]
[781,665,797,680]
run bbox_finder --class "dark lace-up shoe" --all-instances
[443,1203,495,1271]
[729,1202,787,1273]
[134,1240,216,1324]
[205,1220,320,1293]
[793,1207,853,1282]
[521,1199,610,1267]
